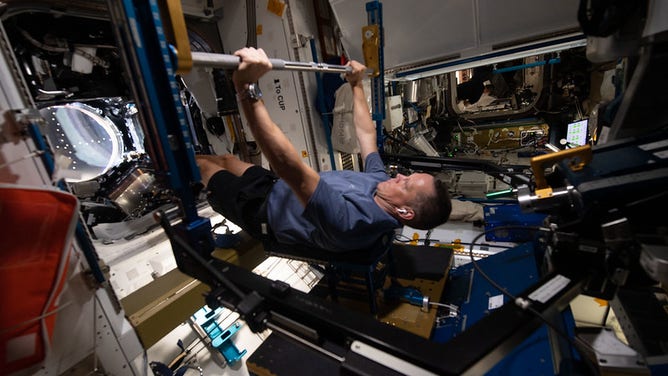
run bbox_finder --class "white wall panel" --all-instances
[218,0,335,171]
[330,0,581,71]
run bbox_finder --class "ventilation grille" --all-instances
[341,152,354,171]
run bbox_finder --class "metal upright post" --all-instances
[108,0,213,256]
[366,1,385,154]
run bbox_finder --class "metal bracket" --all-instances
[192,306,247,366]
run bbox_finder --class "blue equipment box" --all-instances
[432,242,580,375]
[483,204,547,242]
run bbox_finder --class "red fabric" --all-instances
[0,186,77,374]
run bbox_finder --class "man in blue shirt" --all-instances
[197,47,451,252]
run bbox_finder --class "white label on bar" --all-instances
[654,149,668,159]
[639,139,668,151]
[528,274,570,304]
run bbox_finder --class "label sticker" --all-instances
[267,0,286,17]
[489,294,504,310]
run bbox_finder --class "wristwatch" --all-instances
[237,82,263,102]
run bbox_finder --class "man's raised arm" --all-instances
[345,60,378,162]
[232,47,320,206]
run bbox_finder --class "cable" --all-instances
[0,150,45,169]
[0,300,72,334]
[176,364,203,376]
[532,105,562,115]
[429,301,460,312]
[155,210,246,300]
[424,229,433,246]
[19,28,68,52]
[392,233,512,249]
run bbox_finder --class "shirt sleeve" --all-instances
[363,152,385,173]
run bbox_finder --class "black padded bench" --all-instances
[261,232,396,315]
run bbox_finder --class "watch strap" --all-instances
[237,82,262,102]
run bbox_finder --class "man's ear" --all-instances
[397,207,414,220]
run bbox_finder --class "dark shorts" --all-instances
[206,165,278,239]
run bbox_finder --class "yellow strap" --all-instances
[159,0,192,74]
[362,25,380,77]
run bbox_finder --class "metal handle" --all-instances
[530,144,592,189]
[191,52,352,74]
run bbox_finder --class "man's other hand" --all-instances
[345,60,367,88]
[232,47,273,90]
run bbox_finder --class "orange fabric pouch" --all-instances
[0,185,78,374]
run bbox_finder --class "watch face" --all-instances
[248,83,262,100]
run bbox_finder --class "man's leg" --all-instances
[196,154,255,186]
[217,154,255,176]
[195,157,223,187]
[197,154,276,240]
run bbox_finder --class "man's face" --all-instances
[375,173,435,207]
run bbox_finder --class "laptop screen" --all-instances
[566,119,589,146]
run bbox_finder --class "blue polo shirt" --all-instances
[266,152,400,252]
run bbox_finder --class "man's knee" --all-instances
[220,154,238,162]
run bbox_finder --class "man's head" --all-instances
[374,172,452,230]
